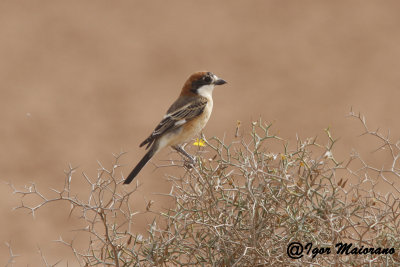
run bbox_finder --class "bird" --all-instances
[123,71,227,184]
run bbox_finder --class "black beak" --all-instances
[214,79,227,85]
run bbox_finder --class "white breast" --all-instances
[197,84,215,99]
[198,98,213,129]
[196,84,214,129]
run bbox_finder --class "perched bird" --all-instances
[123,71,227,184]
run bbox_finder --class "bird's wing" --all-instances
[140,97,208,148]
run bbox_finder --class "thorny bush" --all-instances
[10,111,400,266]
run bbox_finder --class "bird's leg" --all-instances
[172,145,196,165]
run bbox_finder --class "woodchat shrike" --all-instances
[123,71,226,184]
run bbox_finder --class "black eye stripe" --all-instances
[191,74,213,92]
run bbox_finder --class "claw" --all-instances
[184,160,194,169]
[173,145,196,166]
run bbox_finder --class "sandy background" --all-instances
[1,1,400,265]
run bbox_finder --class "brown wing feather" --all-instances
[140,97,208,149]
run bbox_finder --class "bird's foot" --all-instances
[184,155,196,169]
[173,145,197,166]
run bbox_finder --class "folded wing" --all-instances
[140,97,208,149]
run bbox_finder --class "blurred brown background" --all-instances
[1,0,400,264]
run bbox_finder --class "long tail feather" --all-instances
[124,144,158,184]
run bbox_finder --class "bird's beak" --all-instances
[214,79,227,85]
[213,75,227,85]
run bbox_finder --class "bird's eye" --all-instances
[203,76,212,83]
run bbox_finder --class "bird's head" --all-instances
[181,71,227,97]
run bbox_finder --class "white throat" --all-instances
[197,84,215,100]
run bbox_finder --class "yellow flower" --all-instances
[193,138,206,147]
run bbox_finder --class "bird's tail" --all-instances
[123,144,158,184]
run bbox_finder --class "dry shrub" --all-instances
[9,111,400,266]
